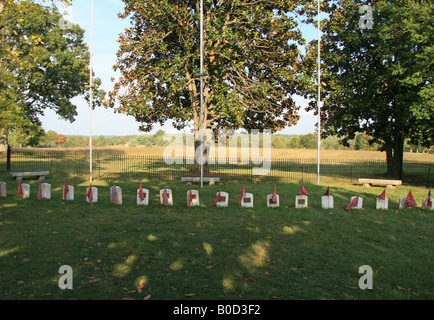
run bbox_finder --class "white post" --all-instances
[199,0,204,188]
[317,0,321,186]
[89,0,94,183]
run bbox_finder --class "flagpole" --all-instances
[317,0,321,186]
[199,0,204,189]
[89,0,94,183]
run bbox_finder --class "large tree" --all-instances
[0,0,105,146]
[109,0,314,140]
[304,0,433,179]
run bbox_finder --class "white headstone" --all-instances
[137,188,149,205]
[110,185,122,205]
[376,198,389,210]
[422,198,433,210]
[40,183,51,200]
[63,185,74,201]
[241,193,254,207]
[321,195,334,209]
[0,182,6,197]
[187,190,200,207]
[160,188,173,205]
[21,183,30,199]
[349,196,363,209]
[295,195,308,208]
[267,194,279,208]
[216,192,229,207]
[86,186,98,203]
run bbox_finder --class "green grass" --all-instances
[0,173,433,300]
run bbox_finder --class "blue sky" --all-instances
[41,0,319,136]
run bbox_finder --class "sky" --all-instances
[41,0,319,136]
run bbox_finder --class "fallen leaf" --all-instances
[84,262,93,265]
[137,279,146,293]
[185,293,196,297]
[97,259,103,264]
[143,295,151,300]
[397,286,410,291]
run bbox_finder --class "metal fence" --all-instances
[1,149,432,184]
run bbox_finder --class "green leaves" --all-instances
[0,0,105,144]
[303,0,433,177]
[109,0,309,133]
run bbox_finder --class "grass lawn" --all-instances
[0,173,433,300]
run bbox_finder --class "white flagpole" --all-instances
[89,0,94,183]
[199,0,204,188]
[317,0,321,186]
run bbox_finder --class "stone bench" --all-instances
[10,171,50,181]
[358,178,402,188]
[181,176,220,185]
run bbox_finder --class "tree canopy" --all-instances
[0,0,105,145]
[304,0,433,178]
[108,0,316,136]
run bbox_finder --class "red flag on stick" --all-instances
[17,181,23,198]
[188,188,193,207]
[404,191,417,208]
[297,185,309,196]
[346,197,359,211]
[64,181,69,199]
[239,186,246,204]
[138,184,145,201]
[37,184,42,200]
[87,184,93,202]
[211,192,222,206]
[377,189,386,200]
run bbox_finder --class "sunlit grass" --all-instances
[0,172,433,300]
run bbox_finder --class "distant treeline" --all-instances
[7,129,433,153]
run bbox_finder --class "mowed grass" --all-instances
[0,173,433,300]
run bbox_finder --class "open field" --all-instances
[13,145,434,163]
[2,146,432,186]
[0,173,433,301]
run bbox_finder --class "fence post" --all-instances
[6,145,11,171]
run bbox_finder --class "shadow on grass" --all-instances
[0,175,433,300]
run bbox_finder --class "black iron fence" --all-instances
[1,149,432,184]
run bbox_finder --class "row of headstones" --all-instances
[1,182,432,210]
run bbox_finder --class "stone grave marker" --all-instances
[187,189,200,207]
[295,185,309,208]
[422,190,432,210]
[211,192,228,207]
[160,187,173,205]
[295,195,308,208]
[110,185,122,205]
[21,183,30,199]
[0,182,6,197]
[321,196,334,209]
[86,185,98,203]
[137,185,149,205]
[399,191,417,209]
[376,190,388,210]
[63,182,74,201]
[38,183,51,200]
[267,194,279,208]
[346,196,363,210]
[241,193,254,208]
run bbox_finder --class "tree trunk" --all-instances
[386,136,404,180]
[188,129,215,176]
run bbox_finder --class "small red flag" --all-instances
[346,197,359,211]
[211,192,222,206]
[17,181,23,197]
[239,186,246,204]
